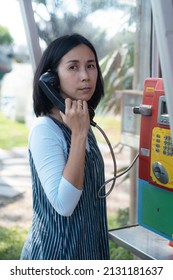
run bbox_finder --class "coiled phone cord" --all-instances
[95,123,139,199]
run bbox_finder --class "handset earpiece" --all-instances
[39,71,65,114]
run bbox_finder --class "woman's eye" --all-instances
[88,64,95,69]
[69,65,78,70]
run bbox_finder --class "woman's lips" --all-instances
[80,87,92,93]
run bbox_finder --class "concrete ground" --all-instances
[0,143,132,228]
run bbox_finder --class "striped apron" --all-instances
[20,119,109,260]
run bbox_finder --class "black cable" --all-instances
[95,123,139,198]
[95,123,117,198]
[116,152,139,178]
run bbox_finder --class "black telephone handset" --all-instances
[39,71,96,127]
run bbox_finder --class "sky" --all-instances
[0,0,27,45]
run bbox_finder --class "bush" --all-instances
[108,208,133,260]
[0,227,27,260]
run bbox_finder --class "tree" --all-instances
[32,0,135,51]
[0,25,13,45]
[0,25,13,79]
[99,40,135,114]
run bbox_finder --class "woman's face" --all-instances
[57,44,98,102]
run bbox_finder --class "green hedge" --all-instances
[0,227,28,260]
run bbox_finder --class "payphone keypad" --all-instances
[150,127,173,189]
[163,135,173,156]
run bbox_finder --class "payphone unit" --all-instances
[137,78,173,241]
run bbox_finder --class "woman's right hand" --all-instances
[60,98,90,137]
[60,98,90,190]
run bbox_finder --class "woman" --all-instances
[21,34,109,260]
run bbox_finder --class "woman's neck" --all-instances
[48,107,63,122]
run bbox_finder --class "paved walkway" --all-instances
[0,147,32,228]
[0,144,131,228]
[0,148,30,201]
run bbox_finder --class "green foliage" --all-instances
[0,227,28,260]
[116,208,129,227]
[108,208,129,230]
[108,208,133,260]
[0,25,13,45]
[0,113,29,150]
[109,241,133,260]
[99,41,135,114]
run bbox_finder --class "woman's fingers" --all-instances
[65,98,88,112]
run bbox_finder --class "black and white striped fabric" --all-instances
[20,119,109,260]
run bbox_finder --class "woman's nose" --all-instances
[80,68,89,81]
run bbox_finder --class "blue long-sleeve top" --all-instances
[29,116,83,216]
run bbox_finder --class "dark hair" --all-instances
[33,34,104,116]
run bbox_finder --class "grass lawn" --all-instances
[0,112,120,150]
[0,113,29,150]
[0,227,28,260]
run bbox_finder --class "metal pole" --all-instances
[129,0,151,224]
[151,0,173,141]
[18,0,42,72]
[151,24,160,77]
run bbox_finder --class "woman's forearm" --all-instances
[62,132,87,190]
